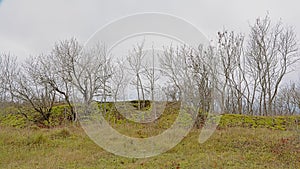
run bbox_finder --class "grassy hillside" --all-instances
[0,125,299,169]
[0,102,299,168]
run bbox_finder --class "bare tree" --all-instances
[141,48,161,118]
[160,45,186,101]
[217,30,248,114]
[162,84,180,102]
[142,48,160,102]
[14,55,57,126]
[160,44,218,125]
[127,42,146,110]
[0,53,18,103]
[296,82,300,111]
[246,15,299,116]
[33,38,82,122]
[111,59,128,102]
[100,48,113,104]
[72,43,112,105]
[275,83,299,115]
[187,45,214,113]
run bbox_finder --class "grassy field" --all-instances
[0,102,299,168]
[0,124,299,169]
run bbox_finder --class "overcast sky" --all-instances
[0,0,300,81]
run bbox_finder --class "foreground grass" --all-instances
[0,125,299,169]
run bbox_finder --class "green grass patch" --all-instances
[219,114,300,130]
[0,113,27,128]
